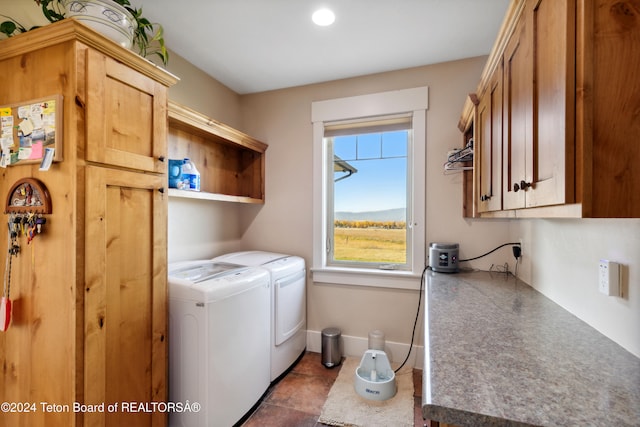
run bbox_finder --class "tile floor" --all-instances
[240,351,426,427]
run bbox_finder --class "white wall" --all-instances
[168,199,245,262]
[511,219,640,357]
[0,0,49,31]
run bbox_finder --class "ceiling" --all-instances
[140,0,511,94]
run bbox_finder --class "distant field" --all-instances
[333,227,406,263]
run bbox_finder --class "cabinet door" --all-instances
[503,0,575,211]
[84,166,167,427]
[589,0,640,216]
[503,14,530,210]
[86,49,168,173]
[526,0,575,207]
[477,60,503,213]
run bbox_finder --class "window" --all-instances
[327,118,411,268]
[312,87,428,289]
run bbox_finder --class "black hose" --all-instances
[394,264,427,373]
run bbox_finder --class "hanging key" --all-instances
[11,216,22,238]
[36,217,46,234]
[8,219,17,240]
[8,215,20,255]
[27,225,36,244]
[20,215,27,237]
[25,213,36,244]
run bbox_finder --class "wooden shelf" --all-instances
[167,101,268,204]
[168,188,264,204]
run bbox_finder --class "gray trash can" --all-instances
[321,327,342,368]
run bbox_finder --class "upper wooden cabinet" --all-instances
[463,0,640,218]
[86,49,169,173]
[167,101,268,204]
[459,95,477,217]
[586,0,640,217]
[504,0,575,210]
[502,9,530,211]
[477,58,504,213]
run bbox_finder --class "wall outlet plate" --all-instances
[598,260,621,297]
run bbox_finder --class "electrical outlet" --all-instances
[518,238,524,257]
[598,260,621,297]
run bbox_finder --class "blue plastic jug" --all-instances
[168,159,183,188]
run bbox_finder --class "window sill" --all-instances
[311,266,423,290]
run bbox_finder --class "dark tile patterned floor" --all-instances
[240,351,426,427]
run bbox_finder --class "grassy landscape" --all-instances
[333,223,406,263]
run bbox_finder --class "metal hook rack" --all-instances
[444,138,474,173]
[1,178,52,331]
[4,178,52,215]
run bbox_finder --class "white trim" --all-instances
[307,329,424,369]
[312,120,328,272]
[312,87,428,288]
[311,267,422,290]
[312,87,429,122]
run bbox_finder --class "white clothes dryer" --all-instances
[213,251,306,381]
[168,260,270,427]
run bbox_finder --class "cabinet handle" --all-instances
[158,187,165,194]
[514,180,532,192]
[480,194,492,201]
[158,156,166,162]
[520,180,532,191]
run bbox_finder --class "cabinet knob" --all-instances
[514,180,532,192]
[158,156,166,162]
[158,187,165,194]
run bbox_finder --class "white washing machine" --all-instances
[213,251,306,381]
[168,260,271,427]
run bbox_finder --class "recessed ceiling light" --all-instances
[312,8,335,26]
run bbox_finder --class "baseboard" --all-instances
[306,330,424,370]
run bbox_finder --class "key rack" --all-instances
[4,177,52,214]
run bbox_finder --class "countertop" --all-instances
[422,270,640,426]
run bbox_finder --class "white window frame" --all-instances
[311,87,428,290]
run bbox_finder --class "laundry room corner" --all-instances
[239,56,514,365]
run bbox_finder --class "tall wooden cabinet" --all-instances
[0,20,177,427]
[463,0,640,218]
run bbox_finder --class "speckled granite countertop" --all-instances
[422,271,640,427]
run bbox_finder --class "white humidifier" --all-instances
[354,330,397,401]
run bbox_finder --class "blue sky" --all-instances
[333,131,408,213]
